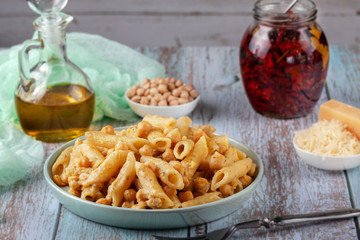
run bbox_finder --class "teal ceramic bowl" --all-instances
[44,135,264,229]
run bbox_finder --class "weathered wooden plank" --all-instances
[0,143,62,240]
[325,45,360,230]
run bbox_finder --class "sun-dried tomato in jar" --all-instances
[240,0,329,118]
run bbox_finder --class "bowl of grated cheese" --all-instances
[293,119,360,170]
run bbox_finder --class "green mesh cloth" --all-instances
[0,32,165,186]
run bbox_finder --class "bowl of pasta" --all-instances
[44,115,264,229]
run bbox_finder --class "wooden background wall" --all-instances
[0,0,359,48]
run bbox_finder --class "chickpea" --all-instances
[190,89,199,98]
[178,98,189,105]
[124,189,137,202]
[180,91,189,99]
[163,92,171,99]
[132,84,140,90]
[136,88,145,96]
[137,121,153,137]
[139,144,153,156]
[140,97,149,105]
[143,83,150,89]
[158,84,168,93]
[158,100,168,106]
[150,88,158,96]
[183,83,193,92]
[179,190,194,202]
[219,184,233,197]
[172,88,181,97]
[154,93,163,102]
[175,80,183,87]
[131,96,141,103]
[209,152,226,170]
[142,78,150,85]
[169,99,179,106]
[126,88,136,98]
[168,83,176,91]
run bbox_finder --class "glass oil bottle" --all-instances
[15,0,95,142]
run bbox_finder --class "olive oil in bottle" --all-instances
[16,0,95,142]
[15,84,95,142]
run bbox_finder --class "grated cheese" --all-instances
[294,120,360,156]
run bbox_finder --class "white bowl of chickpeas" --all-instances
[125,77,200,118]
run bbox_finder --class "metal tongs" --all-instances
[154,208,360,240]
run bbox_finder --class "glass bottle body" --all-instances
[240,1,329,118]
[15,22,94,142]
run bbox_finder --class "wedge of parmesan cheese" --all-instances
[319,100,360,140]
[294,119,360,156]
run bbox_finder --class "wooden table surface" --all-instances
[1,45,360,240]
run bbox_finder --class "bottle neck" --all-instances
[37,28,67,63]
[254,0,317,25]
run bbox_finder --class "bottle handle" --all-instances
[18,39,43,91]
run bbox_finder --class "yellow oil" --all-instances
[15,84,95,142]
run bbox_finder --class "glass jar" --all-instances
[240,0,329,118]
[15,0,95,142]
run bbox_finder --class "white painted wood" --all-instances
[0,0,359,47]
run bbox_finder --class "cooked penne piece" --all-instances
[85,131,127,148]
[205,136,219,155]
[173,139,194,160]
[79,141,105,168]
[181,136,208,179]
[83,150,129,187]
[147,131,172,151]
[52,146,73,176]
[81,183,104,202]
[106,152,136,207]
[135,162,174,209]
[212,135,229,154]
[181,192,222,208]
[175,116,192,138]
[126,137,152,154]
[211,158,252,191]
[224,146,238,166]
[143,115,176,130]
[140,156,184,190]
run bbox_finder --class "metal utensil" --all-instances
[283,0,298,13]
[153,208,360,240]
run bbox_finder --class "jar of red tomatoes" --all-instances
[240,0,329,118]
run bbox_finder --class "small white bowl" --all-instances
[125,93,200,118]
[293,138,360,170]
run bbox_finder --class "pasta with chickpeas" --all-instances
[52,115,258,209]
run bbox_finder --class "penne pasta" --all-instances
[173,139,195,160]
[143,115,176,130]
[211,158,252,191]
[181,136,208,179]
[52,115,257,209]
[135,162,174,209]
[83,150,129,187]
[106,152,136,207]
[85,131,127,149]
[140,156,184,190]
[147,131,172,151]
[181,192,222,208]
